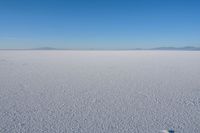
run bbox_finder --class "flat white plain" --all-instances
[0,51,200,133]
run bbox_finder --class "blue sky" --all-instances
[0,0,200,49]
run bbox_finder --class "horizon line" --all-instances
[0,46,200,51]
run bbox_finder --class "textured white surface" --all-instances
[0,51,200,133]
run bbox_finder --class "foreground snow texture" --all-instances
[0,51,200,133]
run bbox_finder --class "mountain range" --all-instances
[1,46,200,51]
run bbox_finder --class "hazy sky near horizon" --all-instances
[0,0,200,49]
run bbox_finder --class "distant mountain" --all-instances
[32,47,58,50]
[151,46,200,51]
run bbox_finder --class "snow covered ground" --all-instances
[0,50,200,133]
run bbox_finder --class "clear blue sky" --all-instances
[0,0,200,49]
